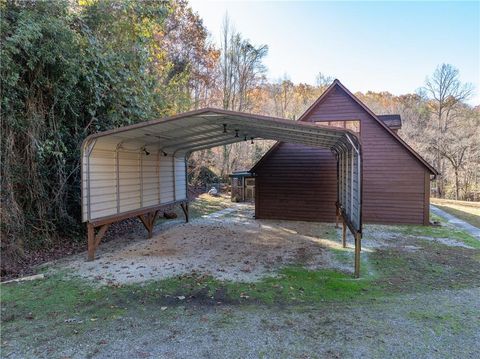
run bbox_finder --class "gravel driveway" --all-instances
[5,287,479,359]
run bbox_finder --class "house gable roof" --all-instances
[252,79,438,175]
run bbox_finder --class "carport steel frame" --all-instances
[81,108,363,277]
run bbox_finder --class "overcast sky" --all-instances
[190,1,480,105]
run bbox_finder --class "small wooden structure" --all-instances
[229,170,255,202]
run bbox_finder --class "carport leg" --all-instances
[139,212,158,239]
[151,210,159,237]
[354,233,361,278]
[342,221,346,248]
[147,210,159,238]
[87,223,95,261]
[138,214,149,237]
[335,207,339,229]
[180,203,189,223]
[147,213,154,238]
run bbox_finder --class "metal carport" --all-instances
[81,108,363,276]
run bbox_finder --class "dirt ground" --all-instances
[56,201,475,285]
[57,203,352,284]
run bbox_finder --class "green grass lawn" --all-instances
[155,193,232,225]
[0,267,382,341]
[391,220,480,249]
[431,198,480,228]
[188,193,232,218]
[1,266,379,316]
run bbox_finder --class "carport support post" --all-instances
[342,221,346,248]
[354,233,362,278]
[180,202,189,223]
[87,223,95,261]
[138,211,159,239]
[335,206,339,229]
[87,222,110,261]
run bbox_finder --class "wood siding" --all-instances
[255,143,337,222]
[254,84,431,225]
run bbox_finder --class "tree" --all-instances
[216,14,268,178]
[315,72,334,89]
[351,77,479,201]
[158,0,220,110]
[269,76,294,118]
[220,14,268,112]
[0,0,217,275]
[424,64,473,132]
[423,64,474,197]
[429,106,479,199]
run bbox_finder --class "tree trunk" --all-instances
[454,167,460,200]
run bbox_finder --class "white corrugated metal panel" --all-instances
[174,157,186,200]
[335,133,361,232]
[159,154,174,203]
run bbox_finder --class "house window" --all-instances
[345,120,360,133]
[316,120,360,134]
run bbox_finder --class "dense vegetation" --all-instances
[0,0,216,273]
[1,0,479,276]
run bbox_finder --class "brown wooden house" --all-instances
[251,80,437,225]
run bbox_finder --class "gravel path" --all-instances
[431,205,480,239]
[5,287,480,359]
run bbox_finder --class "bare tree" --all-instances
[218,14,268,178]
[220,15,268,112]
[423,64,473,197]
[221,14,234,110]
[429,107,478,199]
[315,72,335,89]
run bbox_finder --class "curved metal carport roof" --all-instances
[83,108,356,155]
[81,108,363,276]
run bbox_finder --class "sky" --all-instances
[190,1,480,105]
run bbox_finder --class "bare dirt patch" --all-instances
[58,204,350,284]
